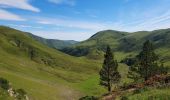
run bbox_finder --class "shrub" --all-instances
[121,96,128,100]
[120,57,136,66]
[0,77,10,90]
[133,87,148,94]
[16,89,27,100]
[79,96,98,100]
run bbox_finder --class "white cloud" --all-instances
[48,0,75,6]
[0,0,40,12]
[9,24,42,29]
[130,10,170,31]
[36,17,123,31]
[31,30,91,41]
[0,9,25,21]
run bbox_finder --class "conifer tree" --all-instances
[99,46,121,93]
[138,40,158,80]
[128,40,167,81]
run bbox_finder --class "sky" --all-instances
[0,0,170,41]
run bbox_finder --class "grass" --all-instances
[73,74,106,96]
[0,46,102,99]
[119,87,170,100]
[0,88,14,100]
[72,63,132,97]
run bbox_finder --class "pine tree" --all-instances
[99,46,121,93]
[128,40,167,81]
[138,40,159,80]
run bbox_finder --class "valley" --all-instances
[0,26,170,100]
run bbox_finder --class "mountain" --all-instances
[0,26,108,100]
[61,29,170,63]
[27,33,78,49]
[61,30,128,58]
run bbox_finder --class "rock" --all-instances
[8,88,15,97]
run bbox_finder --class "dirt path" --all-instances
[101,88,137,100]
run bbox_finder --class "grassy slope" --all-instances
[0,26,105,99]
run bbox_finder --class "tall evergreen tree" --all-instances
[138,40,158,80]
[128,40,167,81]
[99,46,121,93]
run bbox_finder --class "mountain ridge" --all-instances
[60,28,170,62]
[27,32,78,49]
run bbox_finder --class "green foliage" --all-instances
[99,46,121,92]
[0,77,10,90]
[128,40,168,81]
[138,40,159,80]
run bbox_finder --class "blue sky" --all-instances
[0,0,170,41]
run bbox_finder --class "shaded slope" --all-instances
[27,32,78,49]
[61,30,129,58]
[118,29,170,51]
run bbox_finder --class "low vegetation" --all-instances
[0,77,28,100]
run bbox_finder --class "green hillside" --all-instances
[0,26,107,100]
[27,33,78,49]
[61,29,170,63]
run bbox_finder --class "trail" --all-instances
[102,88,136,100]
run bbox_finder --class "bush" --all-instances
[79,96,98,100]
[120,57,136,66]
[16,89,27,100]
[133,87,148,94]
[0,77,10,90]
[121,96,128,100]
